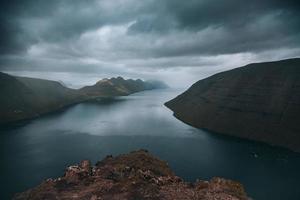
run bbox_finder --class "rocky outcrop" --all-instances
[165,58,300,152]
[0,73,166,124]
[14,150,250,200]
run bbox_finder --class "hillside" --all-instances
[79,76,168,97]
[0,73,166,124]
[0,73,84,124]
[165,58,300,152]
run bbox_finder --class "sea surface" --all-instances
[1,89,300,200]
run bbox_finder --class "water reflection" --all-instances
[1,89,300,200]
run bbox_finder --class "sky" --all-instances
[0,0,300,88]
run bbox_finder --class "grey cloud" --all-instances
[1,0,300,56]
[0,0,151,54]
[0,0,300,87]
[127,0,300,56]
[165,0,300,29]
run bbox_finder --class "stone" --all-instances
[13,150,250,200]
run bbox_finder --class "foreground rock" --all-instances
[0,73,166,124]
[165,58,300,152]
[14,150,249,200]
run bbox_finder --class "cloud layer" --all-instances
[1,0,300,87]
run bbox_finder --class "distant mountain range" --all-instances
[0,73,167,124]
[165,58,300,152]
[79,76,168,97]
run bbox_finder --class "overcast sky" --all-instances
[0,0,299,88]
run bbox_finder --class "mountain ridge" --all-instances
[0,72,167,124]
[165,58,300,152]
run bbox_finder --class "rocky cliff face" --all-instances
[14,150,250,200]
[165,58,300,152]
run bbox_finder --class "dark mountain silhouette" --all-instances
[0,73,166,124]
[79,76,167,97]
[165,58,300,152]
[0,73,83,124]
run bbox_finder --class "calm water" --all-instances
[1,89,300,200]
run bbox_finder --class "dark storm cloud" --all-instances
[128,0,300,32]
[0,0,299,87]
[127,0,300,56]
[165,0,300,29]
[0,0,59,54]
[1,0,300,56]
[0,0,148,55]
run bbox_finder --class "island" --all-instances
[165,58,300,152]
[14,150,250,200]
[0,72,167,124]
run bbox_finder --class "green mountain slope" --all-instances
[165,58,300,152]
[0,73,166,124]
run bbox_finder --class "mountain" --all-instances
[14,150,250,200]
[165,58,300,152]
[0,73,166,124]
[79,76,168,97]
[0,72,84,124]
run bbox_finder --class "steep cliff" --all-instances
[165,58,300,152]
[14,150,250,200]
